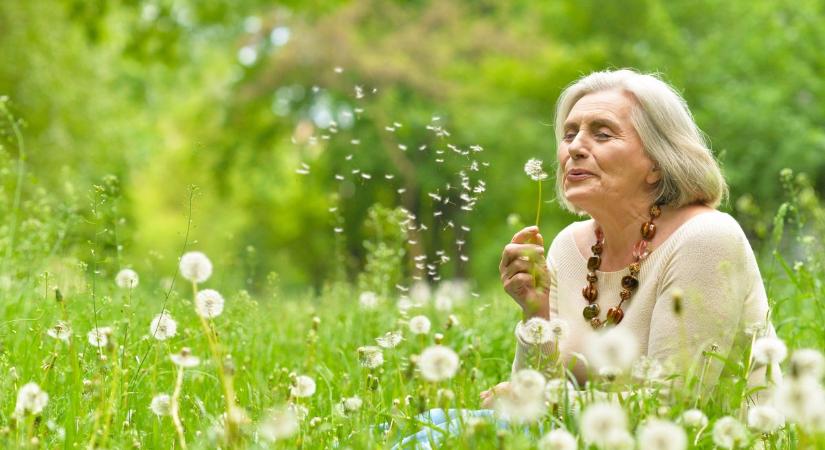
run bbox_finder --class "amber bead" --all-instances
[606,307,624,324]
[591,242,603,254]
[629,262,641,275]
[587,271,598,283]
[587,256,601,271]
[582,303,600,320]
[641,221,657,240]
[590,318,603,329]
[620,288,632,300]
[649,204,662,218]
[621,275,639,290]
[582,285,598,302]
[633,239,649,260]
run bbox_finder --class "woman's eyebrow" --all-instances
[588,118,621,130]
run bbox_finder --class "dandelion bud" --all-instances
[223,355,236,376]
[312,316,321,330]
[446,314,459,329]
[434,333,444,344]
[671,288,683,315]
[54,288,63,303]
[392,398,401,407]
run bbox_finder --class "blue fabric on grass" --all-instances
[387,408,499,449]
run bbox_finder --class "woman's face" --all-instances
[557,89,660,213]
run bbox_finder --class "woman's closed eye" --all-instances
[563,131,578,142]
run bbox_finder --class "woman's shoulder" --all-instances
[660,208,752,262]
[547,219,592,259]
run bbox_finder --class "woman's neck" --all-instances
[589,199,657,269]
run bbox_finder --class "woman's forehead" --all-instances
[565,90,635,125]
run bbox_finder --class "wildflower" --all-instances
[638,419,687,450]
[587,327,639,374]
[115,268,139,289]
[744,321,767,337]
[580,402,628,448]
[789,348,825,380]
[544,378,576,405]
[632,356,665,382]
[47,321,72,342]
[548,318,570,341]
[179,251,213,283]
[517,317,554,345]
[680,409,708,428]
[342,396,363,412]
[538,429,577,450]
[149,312,177,341]
[195,289,225,319]
[170,347,201,368]
[291,375,316,398]
[602,429,634,450]
[14,382,48,417]
[752,336,787,365]
[495,370,549,423]
[747,405,784,434]
[87,326,113,348]
[376,331,403,349]
[408,315,431,335]
[773,376,825,426]
[358,291,378,309]
[357,346,384,369]
[150,394,171,416]
[524,158,548,181]
[418,345,460,382]
[259,407,299,441]
[712,416,748,449]
[511,369,546,399]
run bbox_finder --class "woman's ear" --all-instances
[646,163,662,185]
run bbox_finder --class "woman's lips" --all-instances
[566,169,595,181]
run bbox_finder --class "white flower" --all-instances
[524,158,549,181]
[376,330,403,349]
[291,375,316,398]
[789,348,825,380]
[680,409,708,428]
[418,345,460,382]
[638,419,687,450]
[15,382,48,416]
[47,321,72,342]
[358,291,379,309]
[548,318,570,341]
[544,378,576,405]
[342,396,363,412]
[773,376,825,427]
[538,429,577,450]
[712,416,748,449]
[744,321,767,337]
[587,327,639,374]
[752,336,787,365]
[195,289,225,319]
[632,356,665,381]
[517,318,554,345]
[602,429,634,450]
[357,346,384,369]
[179,251,213,283]
[510,369,546,399]
[259,407,299,441]
[410,281,431,306]
[496,370,549,424]
[149,312,177,341]
[747,405,784,434]
[115,268,139,289]
[170,347,201,368]
[87,326,113,348]
[150,394,171,416]
[580,402,628,447]
[408,315,431,335]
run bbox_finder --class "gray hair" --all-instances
[553,69,727,211]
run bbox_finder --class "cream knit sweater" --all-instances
[512,211,779,391]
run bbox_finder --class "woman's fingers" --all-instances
[499,243,544,272]
[511,226,544,245]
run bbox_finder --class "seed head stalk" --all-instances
[170,365,187,450]
[535,180,542,227]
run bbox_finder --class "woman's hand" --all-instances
[479,381,510,409]
[499,226,550,320]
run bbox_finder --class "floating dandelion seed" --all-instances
[87,326,113,348]
[47,321,72,342]
[360,173,372,180]
[334,227,344,233]
[376,331,403,349]
[170,347,201,368]
[296,168,310,175]
[418,345,460,382]
[115,268,139,289]
[179,251,213,283]
[150,394,172,416]
[354,86,364,99]
[291,375,316,398]
[195,289,225,319]
[259,407,299,442]
[752,336,788,365]
[538,429,577,450]
[334,174,345,181]
[149,312,177,341]
[350,139,360,145]
[712,416,748,449]
[357,346,384,369]
[408,315,431,335]
[333,66,343,73]
[15,382,48,417]
[638,419,687,450]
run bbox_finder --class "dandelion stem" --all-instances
[170,365,188,450]
[534,181,542,227]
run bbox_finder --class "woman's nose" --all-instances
[567,134,587,160]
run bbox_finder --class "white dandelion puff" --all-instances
[712,416,748,449]
[632,356,665,382]
[548,318,570,341]
[752,336,787,365]
[510,369,546,399]
[747,405,784,434]
[170,347,201,368]
[357,346,384,369]
[517,317,554,345]
[580,402,628,447]
[773,376,825,426]
[14,382,48,417]
[342,396,363,412]
[195,289,225,319]
[179,251,213,283]
[115,268,139,289]
[789,348,825,380]
[150,394,172,416]
[376,331,403,349]
[149,312,177,341]
[87,326,113,348]
[587,326,639,374]
[524,158,548,181]
[538,429,577,450]
[291,375,316,398]
[638,419,687,450]
[418,345,460,382]
[544,378,576,405]
[408,315,431,335]
[259,407,299,441]
[47,321,72,342]
[680,409,708,428]
[358,291,379,310]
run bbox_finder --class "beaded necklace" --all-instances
[581,204,662,329]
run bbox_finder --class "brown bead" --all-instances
[649,204,662,218]
[582,303,600,320]
[621,275,639,290]
[590,318,603,329]
[587,271,598,283]
[641,221,657,240]
[606,307,624,324]
[620,288,632,300]
[633,239,649,260]
[629,262,641,275]
[587,256,601,271]
[591,242,603,254]
[582,285,598,302]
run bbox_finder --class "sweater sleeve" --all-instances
[647,215,765,389]
[511,251,560,376]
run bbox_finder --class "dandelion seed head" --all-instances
[587,327,639,374]
[180,251,213,283]
[544,378,576,405]
[115,268,139,289]
[259,407,299,442]
[342,396,363,412]
[638,419,687,450]
[712,416,748,449]
[15,382,48,417]
[358,291,379,309]
[511,369,546,399]
[790,348,825,380]
[195,289,225,319]
[680,409,708,428]
[580,402,628,447]
[517,317,554,345]
[418,345,460,382]
[747,405,784,434]
[376,330,403,349]
[408,315,431,335]
[752,336,787,365]
[773,376,825,426]
[538,428,577,450]
[170,347,201,368]
[47,321,72,342]
[87,326,113,348]
[149,312,177,341]
[357,345,384,369]
[632,356,665,381]
[150,394,171,416]
[291,375,316,398]
[524,158,549,181]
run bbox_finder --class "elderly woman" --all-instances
[485,69,778,402]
